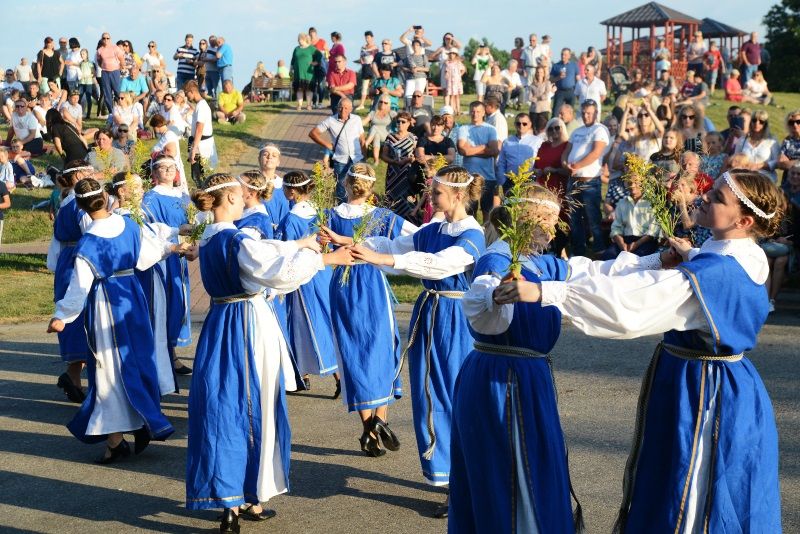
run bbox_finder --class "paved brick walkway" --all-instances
[188,108,330,316]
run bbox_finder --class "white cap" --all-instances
[439,105,454,115]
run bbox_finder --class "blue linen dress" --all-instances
[142,186,192,348]
[278,202,338,377]
[449,248,577,533]
[327,205,406,411]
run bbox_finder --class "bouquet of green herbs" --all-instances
[338,205,386,286]
[623,153,680,238]
[309,161,338,252]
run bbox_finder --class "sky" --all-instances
[2,0,769,87]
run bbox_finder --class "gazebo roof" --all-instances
[600,2,701,28]
[697,17,747,38]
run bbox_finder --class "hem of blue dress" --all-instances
[346,390,402,412]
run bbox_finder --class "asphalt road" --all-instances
[0,299,797,533]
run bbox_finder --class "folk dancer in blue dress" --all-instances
[141,155,193,375]
[319,162,418,457]
[258,144,290,230]
[107,171,190,396]
[493,170,785,533]
[351,165,486,517]
[46,178,193,463]
[451,184,583,533]
[46,160,95,403]
[279,171,341,394]
[184,173,354,533]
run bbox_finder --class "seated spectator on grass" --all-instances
[3,89,22,124]
[160,92,188,137]
[677,150,713,195]
[603,175,661,259]
[725,69,744,102]
[650,128,683,176]
[734,109,779,182]
[0,147,17,192]
[6,97,43,155]
[701,131,727,178]
[1,69,24,98]
[500,59,523,111]
[87,128,128,176]
[0,175,9,244]
[215,79,246,124]
[742,70,772,105]
[47,108,88,163]
[7,140,37,189]
[683,71,709,106]
[119,63,149,108]
[60,90,84,133]
[113,125,135,155]
[111,92,140,139]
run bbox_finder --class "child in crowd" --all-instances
[443,50,465,115]
[701,131,726,179]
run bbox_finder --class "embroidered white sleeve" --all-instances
[54,257,94,323]
[566,251,662,281]
[238,238,324,294]
[363,233,416,255]
[463,274,514,335]
[137,225,175,271]
[552,268,707,339]
[391,245,475,280]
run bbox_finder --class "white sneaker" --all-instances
[768,299,775,313]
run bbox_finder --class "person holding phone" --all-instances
[549,48,579,115]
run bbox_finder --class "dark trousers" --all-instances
[79,83,93,118]
[332,158,355,203]
[100,70,121,117]
[205,71,220,98]
[176,73,195,92]
[602,235,659,260]
[568,176,604,256]
[552,88,575,115]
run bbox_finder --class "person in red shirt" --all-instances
[703,41,724,95]
[326,55,356,113]
[534,116,570,257]
[329,32,345,60]
[725,69,744,102]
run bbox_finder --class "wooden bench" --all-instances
[267,78,292,102]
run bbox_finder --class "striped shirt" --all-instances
[175,46,198,76]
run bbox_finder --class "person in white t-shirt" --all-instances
[14,59,33,89]
[500,59,523,111]
[309,97,365,202]
[7,98,44,154]
[575,65,607,117]
[562,99,609,255]
[64,39,83,91]
[185,80,217,183]
[484,96,508,144]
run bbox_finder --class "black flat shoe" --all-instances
[433,495,449,519]
[359,431,386,458]
[220,508,240,533]
[174,363,193,375]
[239,504,276,521]
[372,416,400,451]
[57,372,85,403]
[95,439,131,464]
[332,377,341,399]
[133,426,151,455]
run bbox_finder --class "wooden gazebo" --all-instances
[694,18,747,60]
[601,2,702,81]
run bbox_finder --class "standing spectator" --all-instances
[372,38,400,78]
[482,63,510,108]
[203,36,221,97]
[528,65,554,125]
[403,40,430,109]
[534,117,570,256]
[441,105,462,165]
[510,37,525,74]
[6,97,43,155]
[291,33,316,111]
[63,38,83,92]
[371,65,403,111]
[356,31,378,111]
[77,49,96,119]
[687,31,706,76]
[558,103,582,136]
[407,91,433,138]
[215,36,234,83]
[381,112,418,221]
[432,33,463,88]
[704,41,724,94]
[497,112,542,188]
[443,49,465,115]
[458,100,500,219]
[56,38,69,87]
[326,55,356,114]
[193,39,208,93]
[471,44,493,102]
[185,81,218,183]
[308,97,365,202]
[399,25,433,52]
[309,27,329,109]
[37,37,64,94]
[740,32,762,84]
[95,32,124,116]
[329,32,345,59]
[0,174,9,247]
[677,103,706,153]
[141,41,166,75]
[414,115,456,165]
[362,96,396,162]
[215,80,246,124]
[734,110,779,182]
[562,99,609,256]
[484,97,508,145]
[652,38,671,73]
[575,64,607,117]
[521,34,547,90]
[14,59,33,93]
[549,48,579,115]
[173,34,198,90]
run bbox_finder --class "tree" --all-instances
[461,38,511,93]
[764,0,800,91]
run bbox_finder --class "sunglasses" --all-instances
[15,104,26,108]
[148,44,155,48]
[379,100,389,104]
[413,94,423,98]
[789,119,800,126]
[753,118,767,124]
[397,119,409,123]
[514,121,530,126]
[118,128,129,133]
[681,114,695,120]
[547,125,561,131]
[637,113,649,118]
[164,97,173,101]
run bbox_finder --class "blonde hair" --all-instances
[728,153,751,170]
[489,183,561,250]
[544,117,568,143]
[191,173,239,211]
[728,170,786,238]
[435,166,484,203]
[240,170,273,201]
[345,162,376,200]
[298,33,310,46]
[785,109,800,134]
